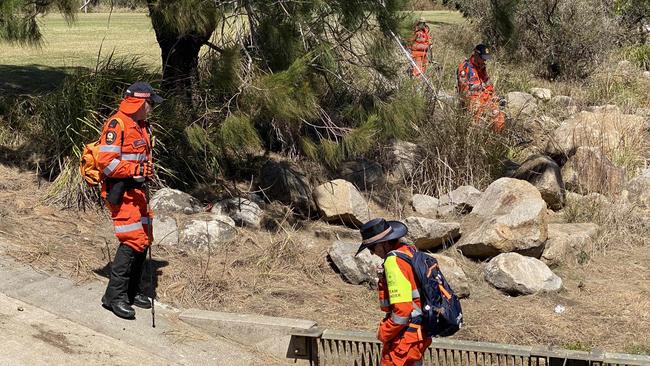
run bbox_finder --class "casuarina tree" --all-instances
[0,0,76,44]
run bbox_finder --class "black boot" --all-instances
[127,248,150,308]
[102,244,137,319]
[132,293,151,309]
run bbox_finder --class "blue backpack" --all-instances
[392,248,463,337]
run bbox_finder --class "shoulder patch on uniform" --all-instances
[108,119,119,128]
[105,130,117,145]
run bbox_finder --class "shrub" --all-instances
[454,0,620,79]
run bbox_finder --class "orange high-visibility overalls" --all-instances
[377,244,432,366]
[97,107,153,253]
[410,28,431,78]
[457,58,505,132]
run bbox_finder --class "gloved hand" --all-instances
[134,161,153,179]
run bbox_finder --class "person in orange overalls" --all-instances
[410,18,431,78]
[357,218,432,366]
[98,82,163,319]
[457,44,505,132]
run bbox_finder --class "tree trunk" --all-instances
[146,1,214,99]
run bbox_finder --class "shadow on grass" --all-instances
[0,64,85,95]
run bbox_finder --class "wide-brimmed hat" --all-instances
[355,218,408,255]
[418,17,426,23]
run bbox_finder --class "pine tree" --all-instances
[0,0,76,44]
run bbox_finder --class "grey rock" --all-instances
[430,254,470,298]
[405,217,461,250]
[439,186,482,215]
[338,159,385,191]
[545,110,645,163]
[179,214,237,249]
[529,88,552,102]
[410,194,439,217]
[150,188,202,214]
[259,160,313,216]
[387,140,420,182]
[511,154,565,210]
[458,178,548,258]
[328,241,382,286]
[212,198,263,229]
[627,175,650,208]
[506,91,538,117]
[485,253,562,295]
[152,214,179,246]
[541,223,599,267]
[313,179,369,227]
[561,147,626,194]
[584,104,620,114]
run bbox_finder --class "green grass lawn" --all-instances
[0,13,160,94]
[0,11,464,94]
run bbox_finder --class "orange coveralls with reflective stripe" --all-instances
[457,58,505,132]
[410,27,431,77]
[377,244,432,366]
[97,106,153,253]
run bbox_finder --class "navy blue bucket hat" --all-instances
[355,218,408,255]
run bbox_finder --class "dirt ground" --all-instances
[0,162,649,354]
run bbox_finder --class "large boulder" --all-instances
[328,241,382,286]
[506,92,537,117]
[410,194,439,217]
[313,179,369,227]
[626,174,650,209]
[458,178,548,258]
[179,214,237,249]
[430,254,470,298]
[529,88,552,102]
[438,186,482,215]
[541,223,599,267]
[337,159,385,191]
[151,188,202,214]
[152,214,179,246]
[259,160,313,216]
[485,253,562,295]
[511,154,565,210]
[545,110,646,163]
[405,217,461,250]
[561,147,626,194]
[211,198,263,229]
[387,140,419,181]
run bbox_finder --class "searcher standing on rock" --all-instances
[97,82,163,319]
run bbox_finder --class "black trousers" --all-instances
[103,244,147,305]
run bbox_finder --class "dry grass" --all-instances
[1,162,649,353]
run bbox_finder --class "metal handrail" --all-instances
[288,328,650,366]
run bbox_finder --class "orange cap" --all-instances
[119,96,146,115]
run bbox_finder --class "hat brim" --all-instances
[355,221,408,255]
[149,94,164,104]
[119,97,146,114]
[480,54,492,61]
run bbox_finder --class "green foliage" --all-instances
[625,45,650,70]
[564,341,593,352]
[453,0,620,79]
[147,0,219,36]
[0,0,76,44]
[202,45,242,98]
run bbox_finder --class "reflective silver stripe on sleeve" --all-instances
[141,217,152,225]
[390,313,409,325]
[412,289,420,298]
[121,153,147,162]
[379,299,390,307]
[103,159,121,175]
[99,145,121,153]
[114,222,143,233]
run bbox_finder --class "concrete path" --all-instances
[0,241,285,366]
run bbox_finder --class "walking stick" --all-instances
[145,183,155,328]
